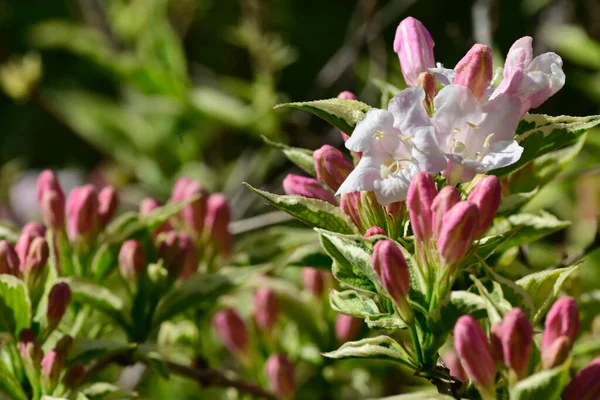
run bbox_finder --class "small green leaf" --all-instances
[246,184,358,234]
[68,340,137,365]
[439,291,488,330]
[285,243,331,270]
[0,275,31,336]
[262,136,316,176]
[329,289,383,317]
[0,362,28,400]
[80,382,138,399]
[274,98,371,133]
[510,359,571,400]
[322,335,416,369]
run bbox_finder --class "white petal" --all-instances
[433,85,483,137]
[335,155,380,195]
[429,67,455,86]
[373,163,419,205]
[504,37,533,77]
[476,140,523,173]
[388,87,431,132]
[480,94,522,142]
[345,109,396,152]
[410,126,447,172]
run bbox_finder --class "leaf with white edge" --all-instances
[516,264,579,323]
[365,314,407,330]
[322,335,416,369]
[493,114,600,177]
[0,361,28,400]
[439,291,488,330]
[80,382,138,400]
[245,184,358,234]
[374,393,456,400]
[471,275,512,324]
[274,98,371,133]
[329,289,383,317]
[262,136,316,176]
[0,275,31,336]
[510,358,571,400]
[68,340,137,365]
[480,263,536,319]
[285,243,331,270]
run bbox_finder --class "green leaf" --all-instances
[284,243,332,270]
[274,98,371,133]
[245,184,358,234]
[0,275,31,336]
[0,362,28,400]
[330,289,383,317]
[322,335,416,369]
[516,264,579,323]
[80,382,138,400]
[262,136,316,176]
[509,358,571,400]
[373,393,456,400]
[68,340,137,365]
[439,291,488,330]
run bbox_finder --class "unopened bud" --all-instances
[18,329,42,365]
[22,237,49,285]
[63,363,85,388]
[314,145,354,192]
[337,92,358,142]
[40,191,65,230]
[489,322,504,365]
[562,357,600,400]
[171,177,208,238]
[467,175,502,237]
[0,240,19,276]
[431,186,461,239]
[158,231,196,279]
[41,335,72,391]
[283,174,336,205]
[212,308,248,354]
[265,354,295,399]
[177,233,198,279]
[541,297,579,354]
[407,172,437,242]
[443,349,468,382]
[15,222,46,267]
[393,17,436,86]
[500,308,533,380]
[119,240,146,280]
[97,186,118,228]
[46,282,71,330]
[66,185,98,242]
[454,316,496,399]
[542,335,571,369]
[139,198,172,235]
[454,44,493,99]
[365,226,387,237]
[205,193,232,257]
[37,170,65,204]
[372,240,411,321]
[254,288,279,332]
[302,268,328,298]
[417,71,438,114]
[385,201,406,221]
[335,314,363,342]
[437,201,478,266]
[340,192,363,230]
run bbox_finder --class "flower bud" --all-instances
[443,349,468,382]
[46,282,71,330]
[393,17,436,86]
[97,186,118,228]
[562,357,600,400]
[417,71,438,114]
[18,329,42,365]
[467,175,502,237]
[119,240,146,280]
[66,185,98,242]
[204,193,232,257]
[314,145,354,192]
[364,226,387,237]
[171,177,208,238]
[212,308,248,354]
[282,174,336,205]
[500,308,533,380]
[385,201,406,221]
[431,186,461,239]
[15,222,46,267]
[0,240,19,276]
[437,201,479,266]
[407,172,437,242]
[454,44,493,99]
[454,316,496,398]
[340,192,363,230]
[265,354,295,399]
[139,198,172,235]
[489,322,504,364]
[335,314,363,342]
[158,231,196,279]
[22,237,49,285]
[541,297,579,354]
[302,268,328,298]
[36,170,65,204]
[372,240,411,308]
[41,336,72,392]
[63,363,85,388]
[40,190,65,230]
[177,233,198,279]
[254,287,279,332]
[337,92,358,142]
[541,335,571,369]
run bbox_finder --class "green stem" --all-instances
[70,305,90,338]
[409,325,423,366]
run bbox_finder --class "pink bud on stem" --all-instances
[22,236,49,288]
[15,222,46,268]
[454,44,493,100]
[541,297,579,367]
[119,240,146,281]
[38,171,65,231]
[41,335,72,393]
[171,177,208,239]
[417,71,438,115]
[302,268,328,298]
[265,354,295,399]
[498,308,533,380]
[66,185,98,243]
[0,240,19,276]
[340,192,363,231]
[562,357,600,400]
[46,282,71,332]
[372,240,412,321]
[18,329,42,365]
[467,175,502,237]
[335,314,363,342]
[394,17,436,86]
[314,145,354,192]
[431,186,461,239]
[212,308,248,354]
[204,193,232,257]
[437,201,479,266]
[254,287,279,333]
[283,174,336,205]
[443,349,468,382]
[407,172,437,243]
[97,186,118,228]
[365,226,387,238]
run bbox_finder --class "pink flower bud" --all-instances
[63,363,85,388]
[454,44,493,99]
[563,357,600,400]
[431,186,461,239]
[372,240,410,308]
[18,329,42,365]
[46,282,71,330]
[340,192,363,230]
[365,226,387,237]
[0,240,19,276]
[66,185,98,241]
[254,288,279,332]
[212,308,248,354]
[97,186,118,228]
[489,322,504,364]
[15,222,46,267]
[205,193,232,257]
[541,335,571,369]
[407,172,437,242]
[265,354,295,399]
[541,297,579,354]
[119,240,146,280]
[41,335,72,390]
[443,349,468,382]
[37,170,65,205]
[282,174,336,205]
[467,176,502,237]
[394,17,436,86]
[158,231,196,279]
[139,198,172,235]
[385,201,406,220]
[417,71,438,114]
[499,308,533,379]
[302,268,328,298]
[178,233,198,279]
[437,201,479,265]
[171,177,208,238]
[454,316,496,397]
[22,237,49,284]
[40,191,65,230]
[337,91,357,100]
[313,145,354,192]
[335,314,363,342]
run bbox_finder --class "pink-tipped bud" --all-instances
[467,176,502,237]
[385,201,406,220]
[0,240,19,276]
[454,44,493,99]
[158,231,196,279]
[417,71,438,114]
[431,186,461,239]
[394,17,436,86]
[562,357,600,400]
[41,336,71,390]
[22,237,49,284]
[63,363,85,388]
[337,91,357,100]
[171,177,208,238]
[212,308,248,354]
[46,282,71,330]
[265,354,295,399]
[340,192,363,230]
[489,322,504,364]
[365,226,387,237]
[302,268,328,298]
[15,222,46,268]
[177,233,198,279]
[254,288,279,332]
[205,193,232,257]
[443,349,468,382]
[139,198,172,235]
[97,186,118,228]
[454,316,496,397]
[66,185,98,242]
[40,190,65,230]
[437,201,479,266]
[372,240,411,306]
[119,240,146,280]
[313,145,354,192]
[37,170,65,204]
[500,308,533,380]
[542,335,571,369]
[407,172,437,242]
[541,297,579,355]
[18,329,42,365]
[282,174,336,205]
[335,314,363,342]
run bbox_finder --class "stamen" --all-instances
[466,122,480,129]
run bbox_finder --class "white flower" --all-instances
[336,87,446,205]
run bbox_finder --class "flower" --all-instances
[337,88,446,205]
[394,17,436,86]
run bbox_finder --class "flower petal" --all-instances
[476,140,523,173]
[336,155,380,195]
[373,163,420,205]
[411,126,447,172]
[433,85,483,138]
[480,94,522,142]
[346,109,396,152]
[388,87,431,132]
